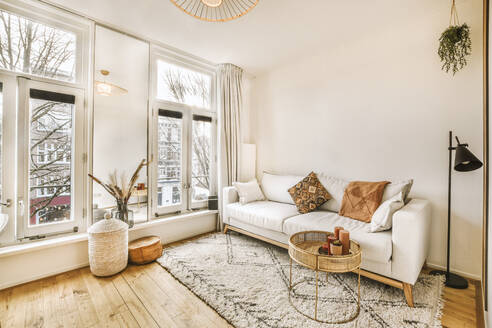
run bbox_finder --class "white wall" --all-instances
[250,1,483,278]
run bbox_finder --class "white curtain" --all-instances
[218,63,243,230]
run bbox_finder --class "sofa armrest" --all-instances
[222,186,238,224]
[391,199,432,285]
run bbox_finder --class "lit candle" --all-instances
[340,230,350,255]
[334,226,343,240]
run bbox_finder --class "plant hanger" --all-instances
[449,0,460,27]
[438,0,472,75]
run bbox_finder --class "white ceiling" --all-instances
[48,0,464,75]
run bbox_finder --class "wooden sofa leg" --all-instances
[223,224,229,234]
[403,283,414,307]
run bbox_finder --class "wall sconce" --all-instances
[95,70,128,96]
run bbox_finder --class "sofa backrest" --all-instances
[260,173,301,205]
[260,172,349,212]
[260,172,413,213]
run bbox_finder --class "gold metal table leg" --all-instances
[315,270,318,320]
[289,257,292,290]
[358,267,361,308]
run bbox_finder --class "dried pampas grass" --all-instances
[89,159,150,204]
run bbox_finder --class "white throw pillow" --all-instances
[370,192,405,232]
[261,172,303,204]
[382,179,413,203]
[233,179,266,205]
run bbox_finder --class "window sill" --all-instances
[142,209,217,229]
[0,209,217,259]
[0,233,88,259]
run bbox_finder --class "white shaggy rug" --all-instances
[157,232,444,328]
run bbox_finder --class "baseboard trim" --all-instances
[425,262,480,281]
[0,261,89,290]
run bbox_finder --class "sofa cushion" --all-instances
[382,179,413,203]
[261,172,303,204]
[339,181,390,223]
[226,201,299,232]
[318,174,349,212]
[283,211,392,263]
[233,179,265,205]
[288,172,331,214]
[370,192,405,232]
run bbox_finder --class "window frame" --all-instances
[154,106,188,214]
[150,47,217,218]
[189,109,216,210]
[0,74,16,244]
[17,77,87,239]
[0,0,92,243]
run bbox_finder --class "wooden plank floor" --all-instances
[0,262,232,328]
[441,277,484,328]
[0,261,484,327]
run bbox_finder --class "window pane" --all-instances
[0,83,3,207]
[192,116,211,202]
[157,111,182,207]
[0,10,76,82]
[29,91,73,226]
[157,60,211,109]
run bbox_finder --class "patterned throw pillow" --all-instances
[339,181,390,223]
[288,172,332,214]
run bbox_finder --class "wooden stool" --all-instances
[128,236,163,265]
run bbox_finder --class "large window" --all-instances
[0,3,89,242]
[152,57,216,215]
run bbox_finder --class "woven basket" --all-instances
[88,217,128,277]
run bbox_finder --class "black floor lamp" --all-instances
[430,131,483,289]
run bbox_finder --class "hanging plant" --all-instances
[438,0,472,75]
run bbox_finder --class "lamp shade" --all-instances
[454,145,483,172]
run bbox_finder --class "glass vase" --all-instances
[111,201,134,228]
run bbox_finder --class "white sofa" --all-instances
[222,173,432,307]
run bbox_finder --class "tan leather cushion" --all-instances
[339,181,390,222]
[288,172,331,214]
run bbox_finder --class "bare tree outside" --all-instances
[191,118,211,200]
[0,10,76,81]
[0,10,76,225]
[29,99,72,225]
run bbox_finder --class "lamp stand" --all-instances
[430,131,468,289]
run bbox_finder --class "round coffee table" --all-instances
[288,230,362,324]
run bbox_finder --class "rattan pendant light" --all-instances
[170,0,259,22]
